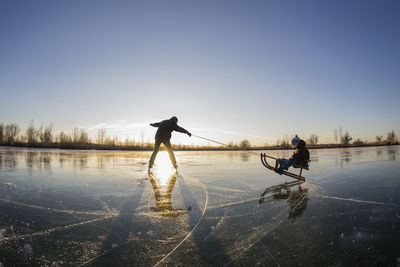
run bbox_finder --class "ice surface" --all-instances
[0,146,399,266]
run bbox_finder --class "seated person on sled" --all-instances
[275,135,310,175]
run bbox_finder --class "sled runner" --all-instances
[260,153,309,181]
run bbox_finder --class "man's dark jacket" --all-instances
[151,119,190,141]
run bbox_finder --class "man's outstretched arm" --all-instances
[150,122,161,127]
[174,125,191,136]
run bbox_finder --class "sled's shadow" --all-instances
[259,180,309,222]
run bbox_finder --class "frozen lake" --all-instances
[0,146,399,266]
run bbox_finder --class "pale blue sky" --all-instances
[1,0,399,145]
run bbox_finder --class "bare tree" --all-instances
[279,134,290,148]
[114,136,119,147]
[79,129,89,144]
[334,129,338,144]
[38,125,45,143]
[307,134,319,146]
[334,127,344,144]
[97,127,106,144]
[26,121,40,144]
[387,130,397,144]
[59,131,71,144]
[341,132,352,145]
[5,123,20,144]
[38,124,53,144]
[104,136,113,145]
[44,123,53,144]
[353,138,364,145]
[72,127,79,143]
[376,135,383,142]
[0,123,4,143]
[280,139,289,148]
[239,139,251,149]
[124,137,131,147]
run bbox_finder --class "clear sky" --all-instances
[1,0,399,145]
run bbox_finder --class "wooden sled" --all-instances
[260,153,309,181]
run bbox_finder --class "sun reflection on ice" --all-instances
[153,151,176,185]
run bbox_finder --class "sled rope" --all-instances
[192,135,259,156]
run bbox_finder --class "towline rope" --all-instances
[192,134,259,156]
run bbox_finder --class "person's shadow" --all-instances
[259,180,309,222]
[148,170,189,219]
[87,170,188,266]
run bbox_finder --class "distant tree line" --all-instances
[333,127,398,147]
[0,121,151,150]
[0,121,398,150]
[0,123,20,144]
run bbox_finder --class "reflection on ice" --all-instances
[259,181,309,222]
[151,151,176,185]
[148,169,189,219]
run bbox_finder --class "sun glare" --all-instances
[153,151,176,185]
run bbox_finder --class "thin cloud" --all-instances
[189,127,275,141]
[88,122,148,131]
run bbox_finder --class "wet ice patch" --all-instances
[146,230,154,236]
[23,244,33,255]
[0,229,6,240]
[2,182,17,189]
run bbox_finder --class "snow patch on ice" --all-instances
[146,230,154,236]
[23,244,33,255]
[0,229,6,240]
